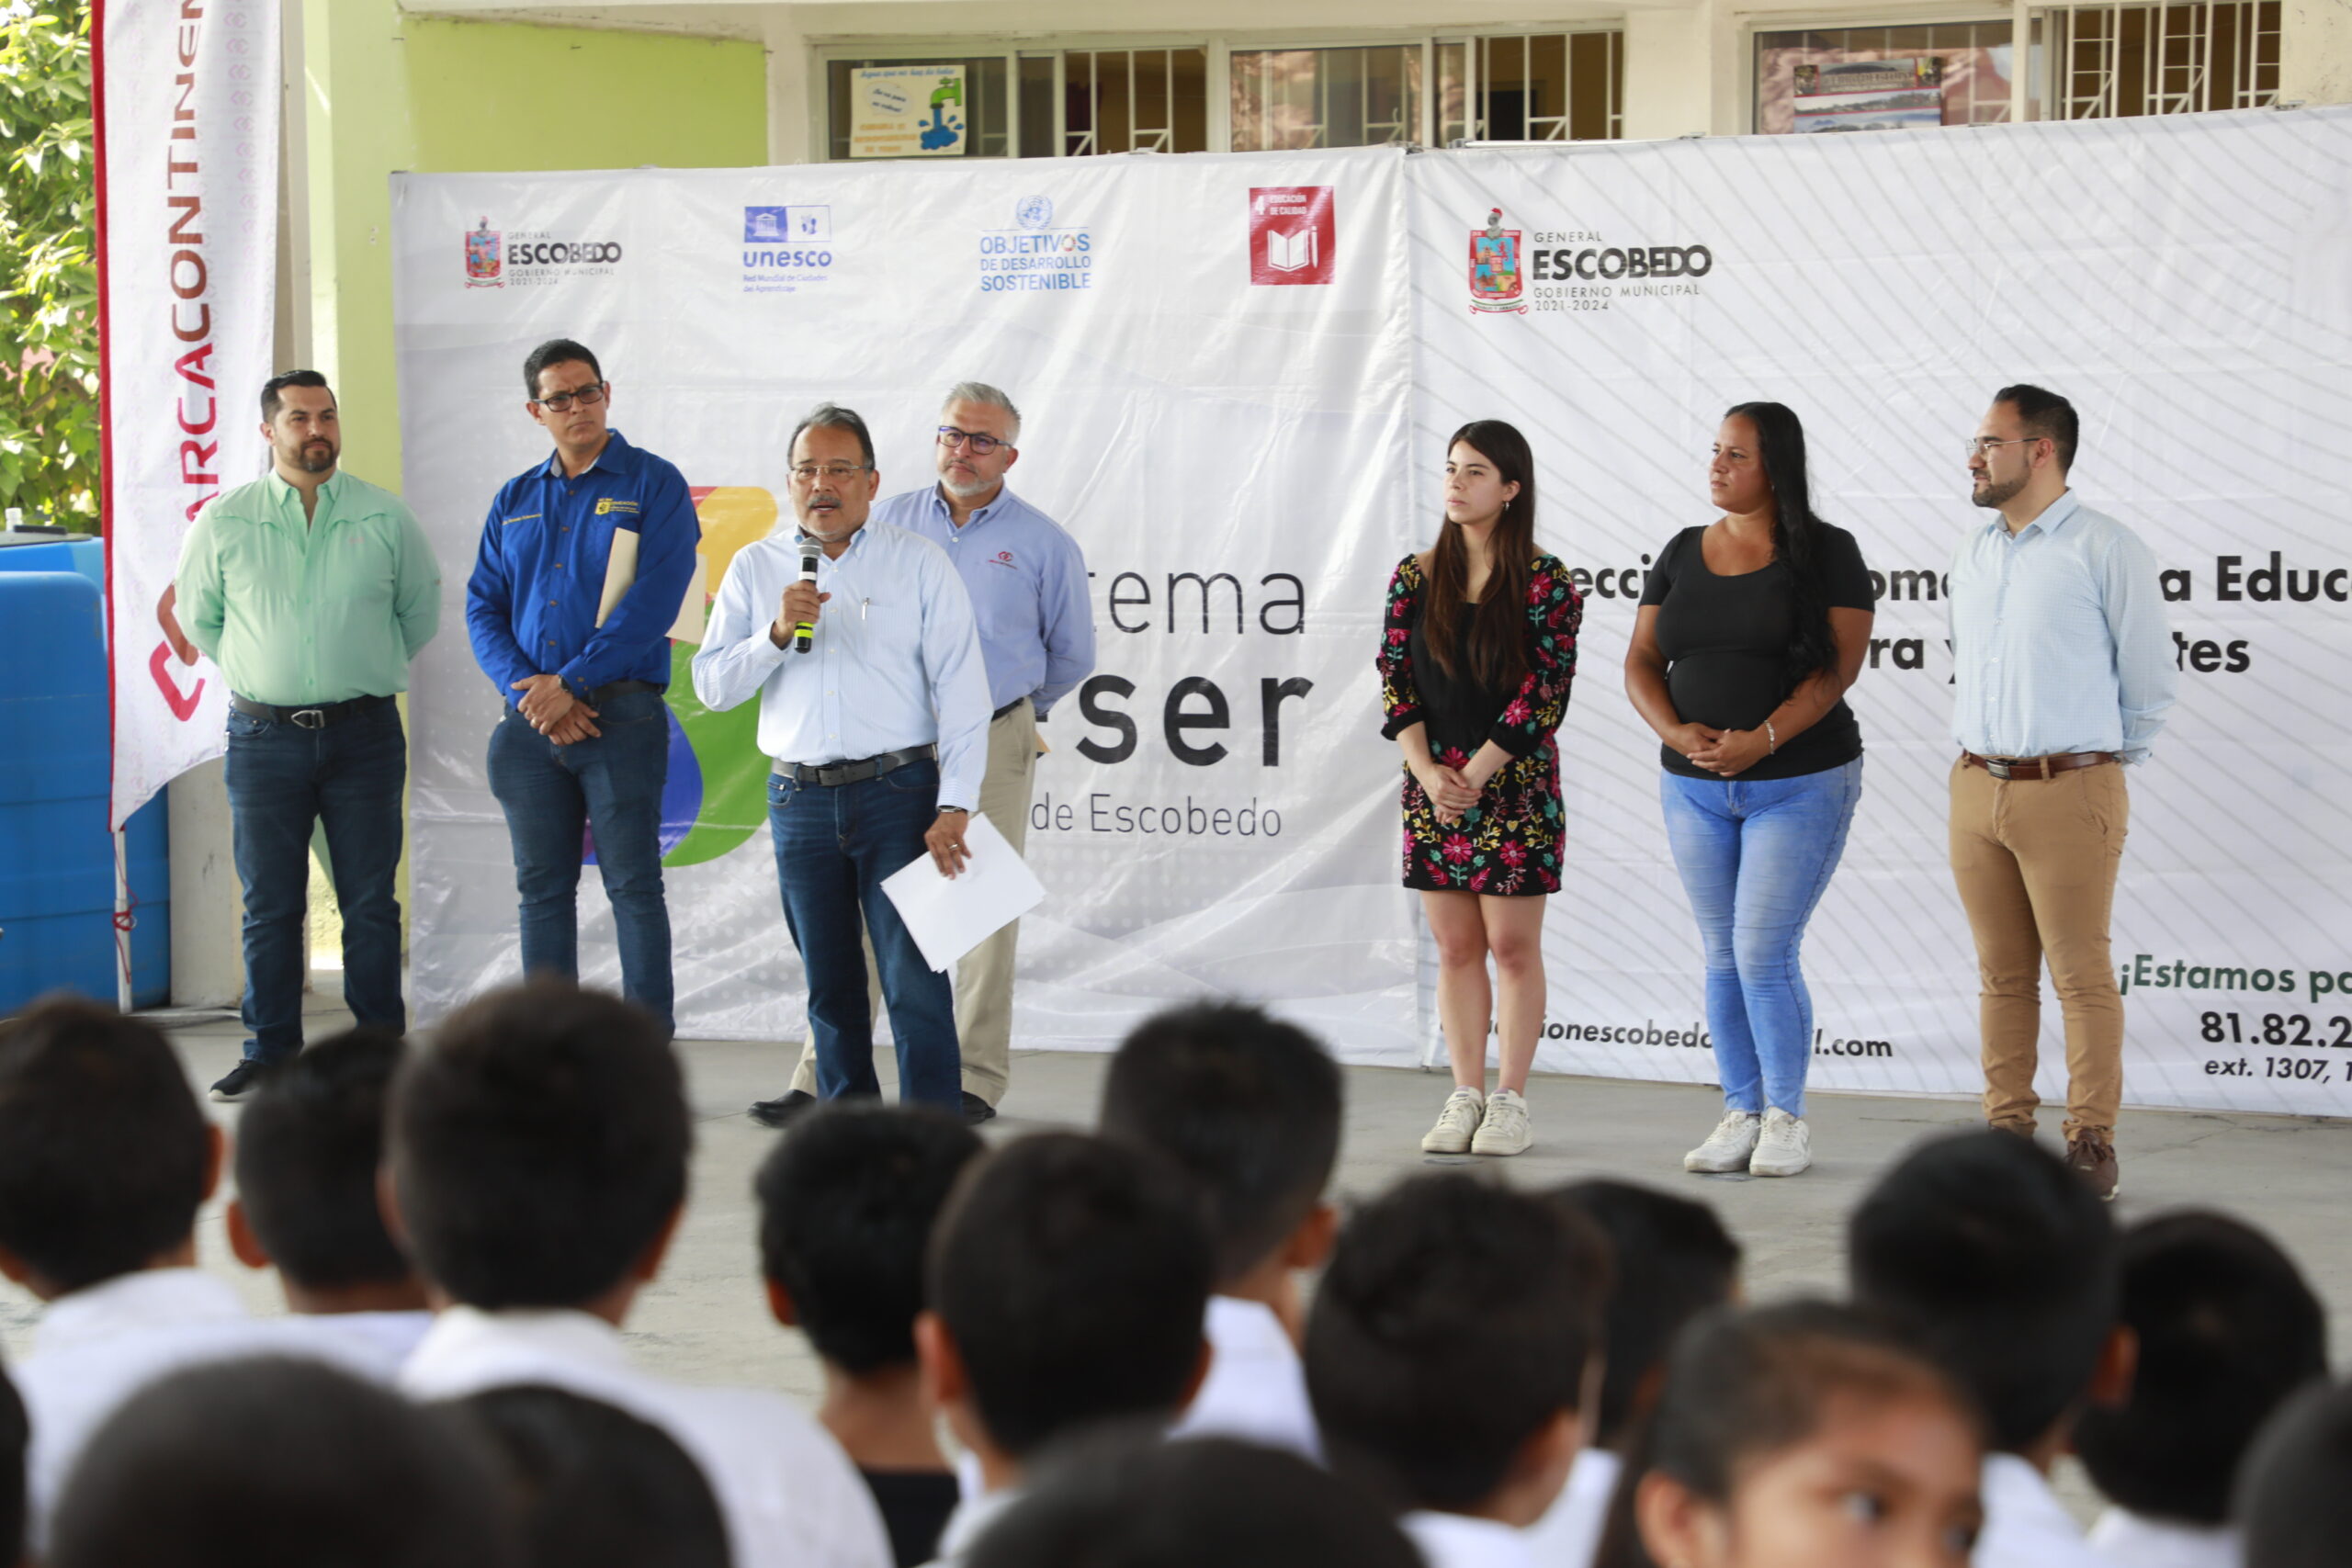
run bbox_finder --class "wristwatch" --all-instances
[939,806,968,815]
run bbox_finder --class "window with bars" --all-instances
[827,57,1012,158]
[2051,1,2280,117]
[1755,24,2030,134]
[1438,32,1625,143]
[1229,45,1424,152]
[1018,49,1212,157]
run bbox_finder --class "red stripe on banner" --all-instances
[91,0,121,826]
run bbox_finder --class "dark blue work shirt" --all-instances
[465,429,698,702]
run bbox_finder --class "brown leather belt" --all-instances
[1962,750,2116,781]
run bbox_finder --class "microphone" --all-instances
[794,546,819,654]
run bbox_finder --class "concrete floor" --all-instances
[8,996,2351,1522]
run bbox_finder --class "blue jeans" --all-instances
[225,701,408,1064]
[487,690,674,1036]
[766,758,961,1109]
[1659,758,1863,1118]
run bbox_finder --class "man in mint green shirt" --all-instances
[173,370,441,1101]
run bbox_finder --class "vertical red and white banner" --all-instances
[96,0,280,828]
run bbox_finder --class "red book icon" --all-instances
[1249,187,1336,286]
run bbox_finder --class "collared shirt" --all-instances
[291,1307,436,1381]
[1522,1446,1622,1568]
[465,428,698,702]
[1171,1294,1321,1461]
[925,1483,1023,1568]
[173,469,441,706]
[1947,491,2177,764]
[1974,1453,2118,1568]
[1403,1509,1541,1568]
[401,1305,892,1568]
[13,1269,385,1549]
[876,484,1094,716]
[2086,1508,2237,1568]
[690,522,990,811]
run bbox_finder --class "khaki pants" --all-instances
[787,701,1040,1105]
[1947,755,2129,1138]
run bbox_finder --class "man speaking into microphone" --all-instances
[692,403,989,1119]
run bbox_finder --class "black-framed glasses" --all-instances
[1963,435,2042,459]
[791,462,871,484]
[937,426,1009,456]
[532,382,608,414]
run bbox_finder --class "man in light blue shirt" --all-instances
[692,404,990,1118]
[773,383,1094,1124]
[1947,384,2177,1201]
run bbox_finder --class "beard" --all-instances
[289,441,336,475]
[1970,470,2027,510]
[939,466,998,500]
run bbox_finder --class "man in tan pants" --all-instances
[1947,384,2176,1200]
[770,383,1094,1124]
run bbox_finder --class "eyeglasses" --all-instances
[532,383,608,414]
[937,427,1010,456]
[1963,435,2042,459]
[791,462,871,484]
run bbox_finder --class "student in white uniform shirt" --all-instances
[387,980,893,1568]
[0,999,384,1548]
[913,1134,1216,1567]
[1528,1180,1742,1568]
[1097,1001,1341,1461]
[1306,1173,1609,1568]
[1850,1132,2132,1568]
[2235,1380,2352,1568]
[224,1026,435,1376]
[1631,1301,1987,1568]
[2075,1213,2328,1568]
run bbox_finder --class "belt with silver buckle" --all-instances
[230,693,393,730]
[1962,750,2116,781]
[774,744,937,787]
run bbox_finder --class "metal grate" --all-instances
[1443,31,1626,143]
[1229,45,1424,152]
[2052,0,2281,118]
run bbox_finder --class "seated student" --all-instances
[1529,1180,1741,1568]
[2075,1212,2328,1568]
[47,1355,518,1568]
[1,1359,24,1568]
[1627,1301,1986,1568]
[226,1025,435,1375]
[1096,1000,1342,1460]
[1306,1171,1610,1568]
[1849,1130,2131,1568]
[388,979,892,1568]
[965,1432,1420,1568]
[2236,1379,2352,1568]
[757,1104,985,1567]
[454,1383,730,1568]
[0,998,376,1544]
[915,1132,1216,1565]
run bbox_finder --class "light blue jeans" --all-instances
[1659,758,1862,1119]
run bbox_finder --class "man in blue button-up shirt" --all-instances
[466,339,697,1035]
[1947,384,2177,1201]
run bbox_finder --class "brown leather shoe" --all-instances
[2064,1131,2120,1201]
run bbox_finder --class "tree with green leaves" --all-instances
[0,3,96,526]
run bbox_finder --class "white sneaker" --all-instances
[1471,1088,1532,1156]
[1421,1087,1486,1154]
[1750,1108,1812,1177]
[1684,1110,1762,1173]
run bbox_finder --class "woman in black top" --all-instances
[1623,402,1874,1180]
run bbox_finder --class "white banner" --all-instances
[391,151,1420,1057]
[97,0,280,828]
[1409,107,2352,1116]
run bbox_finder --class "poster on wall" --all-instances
[1792,58,1946,132]
[849,64,969,157]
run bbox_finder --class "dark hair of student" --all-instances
[756,1101,984,1374]
[235,1026,413,1292]
[523,338,604,400]
[790,401,878,469]
[2238,1380,2352,1568]
[1098,1001,1342,1284]
[966,1431,1421,1568]
[1423,419,1538,689]
[1847,1129,2117,1454]
[1592,1300,1985,1568]
[48,1357,521,1568]
[0,1357,26,1568]
[260,368,332,423]
[1551,1179,1742,1449]
[0,996,209,1294]
[927,1133,1215,1459]
[1992,382,2079,474]
[2075,1210,2328,1526]
[1722,400,1838,691]
[1306,1170,1610,1514]
[453,1384,730,1568]
[389,980,689,1311]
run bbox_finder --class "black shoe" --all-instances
[750,1089,817,1129]
[960,1091,998,1126]
[209,1059,277,1103]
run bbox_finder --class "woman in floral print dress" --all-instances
[1376,419,1581,1158]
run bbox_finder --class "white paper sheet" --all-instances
[879,813,1045,973]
